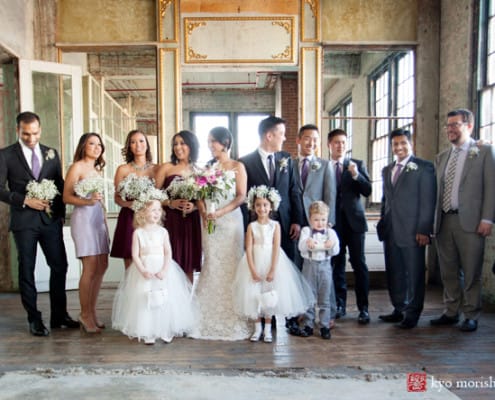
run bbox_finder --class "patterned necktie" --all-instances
[391,163,402,186]
[301,158,309,187]
[335,162,342,186]
[442,148,460,212]
[267,154,275,185]
[31,148,40,179]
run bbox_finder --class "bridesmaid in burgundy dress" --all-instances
[110,130,156,269]
[155,130,201,282]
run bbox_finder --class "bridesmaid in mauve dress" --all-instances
[63,133,110,333]
[110,130,156,269]
[155,130,202,282]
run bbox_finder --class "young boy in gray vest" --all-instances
[296,201,340,339]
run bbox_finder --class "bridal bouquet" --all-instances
[74,175,105,198]
[117,173,155,202]
[25,179,60,217]
[193,163,235,234]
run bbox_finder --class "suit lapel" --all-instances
[252,151,270,186]
[293,158,303,190]
[14,142,36,179]
[460,144,477,184]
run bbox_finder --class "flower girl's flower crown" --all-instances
[246,185,282,212]
[131,187,168,212]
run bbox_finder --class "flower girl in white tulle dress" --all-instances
[233,186,314,343]
[112,190,196,344]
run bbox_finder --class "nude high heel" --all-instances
[78,316,101,334]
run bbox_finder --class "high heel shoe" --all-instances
[78,316,101,334]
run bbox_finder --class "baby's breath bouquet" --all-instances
[117,173,155,202]
[25,179,60,217]
[74,175,105,198]
[131,187,168,212]
[166,174,198,201]
[193,163,235,234]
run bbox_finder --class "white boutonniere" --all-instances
[468,146,480,158]
[310,160,321,171]
[405,162,418,172]
[279,157,289,173]
[45,149,56,161]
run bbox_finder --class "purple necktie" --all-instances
[335,162,342,186]
[392,163,402,185]
[31,149,40,179]
[301,158,309,187]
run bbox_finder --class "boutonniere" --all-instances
[405,161,418,172]
[45,149,56,161]
[310,160,321,171]
[279,157,289,173]
[468,146,480,158]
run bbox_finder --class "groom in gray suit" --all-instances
[378,128,436,329]
[431,109,495,332]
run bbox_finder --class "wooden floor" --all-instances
[0,285,494,400]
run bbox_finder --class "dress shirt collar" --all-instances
[395,154,412,167]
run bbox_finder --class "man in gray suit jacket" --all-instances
[378,128,436,329]
[293,124,336,227]
[431,109,495,332]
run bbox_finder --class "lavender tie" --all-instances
[31,149,40,179]
[335,162,342,186]
[301,158,309,187]
[391,163,402,186]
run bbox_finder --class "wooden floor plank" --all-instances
[0,285,494,399]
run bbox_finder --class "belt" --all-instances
[442,209,458,214]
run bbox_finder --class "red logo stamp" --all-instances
[407,372,427,392]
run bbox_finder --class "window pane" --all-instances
[193,114,230,166]
[236,114,270,158]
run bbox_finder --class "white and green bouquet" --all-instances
[74,175,105,198]
[131,187,168,212]
[117,173,155,201]
[25,179,60,217]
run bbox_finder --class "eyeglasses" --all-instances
[443,122,466,130]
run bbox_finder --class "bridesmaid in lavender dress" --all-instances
[63,133,109,333]
[155,131,201,282]
[110,130,156,269]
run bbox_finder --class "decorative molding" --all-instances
[183,16,296,64]
[186,21,206,35]
[159,0,172,17]
[300,46,321,126]
[158,48,181,160]
[158,0,179,43]
[301,0,320,42]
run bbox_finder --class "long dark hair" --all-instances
[121,129,153,163]
[73,133,106,170]
[170,130,199,165]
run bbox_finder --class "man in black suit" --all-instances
[328,129,372,324]
[377,128,436,329]
[239,116,304,260]
[0,111,79,336]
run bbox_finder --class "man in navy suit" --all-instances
[0,111,78,336]
[328,129,372,324]
[239,116,304,260]
[377,128,436,329]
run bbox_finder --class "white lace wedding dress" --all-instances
[191,185,251,340]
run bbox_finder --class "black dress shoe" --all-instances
[335,306,346,319]
[397,319,417,329]
[379,310,403,323]
[358,310,370,325]
[29,320,49,337]
[320,327,331,340]
[50,315,80,329]
[459,319,478,332]
[430,314,459,326]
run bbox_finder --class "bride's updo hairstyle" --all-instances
[209,126,233,151]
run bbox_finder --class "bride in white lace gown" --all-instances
[191,127,250,340]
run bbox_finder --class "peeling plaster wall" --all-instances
[57,0,156,43]
[322,0,417,43]
[0,0,34,58]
